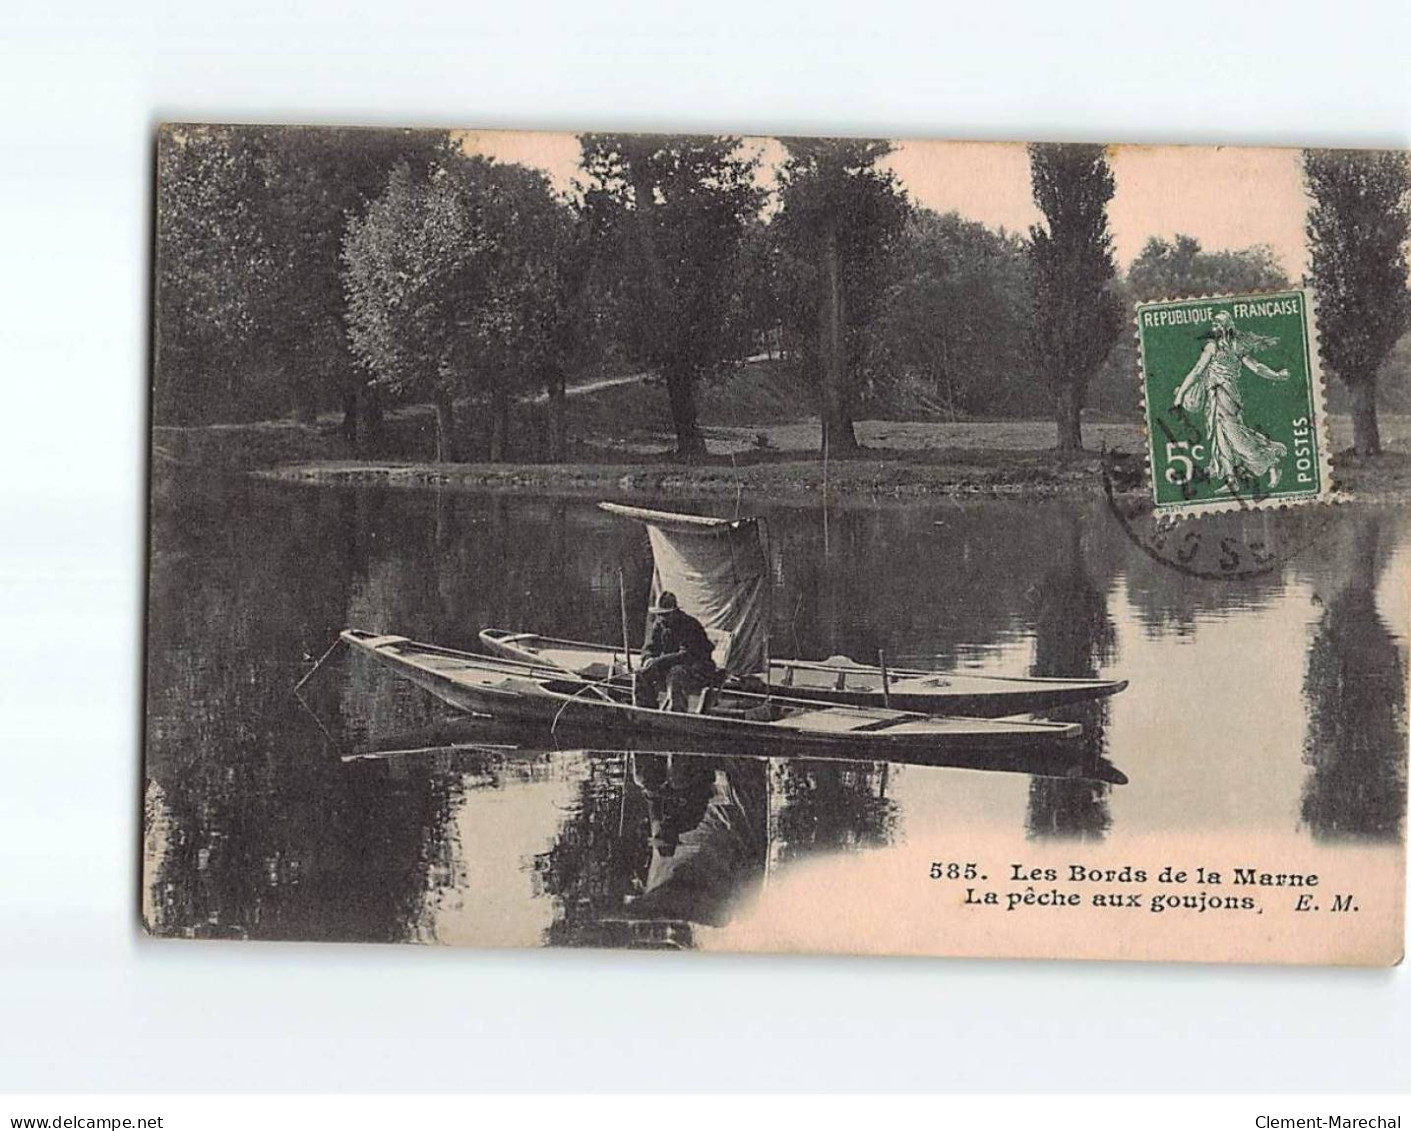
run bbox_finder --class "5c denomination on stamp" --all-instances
[1137,289,1334,516]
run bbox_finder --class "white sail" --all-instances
[599,502,768,676]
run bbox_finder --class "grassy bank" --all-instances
[231,412,1411,503]
[255,446,1125,500]
[155,354,1411,501]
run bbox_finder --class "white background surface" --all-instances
[1,0,1408,1094]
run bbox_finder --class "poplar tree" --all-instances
[1027,143,1124,453]
[1303,149,1411,457]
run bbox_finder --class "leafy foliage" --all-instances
[255,128,451,427]
[341,155,575,459]
[578,134,764,456]
[155,126,280,423]
[1304,149,1411,455]
[154,125,451,428]
[1128,234,1289,301]
[1026,143,1124,450]
[162,129,1411,461]
[1082,235,1294,421]
[772,138,911,451]
[870,210,1031,417]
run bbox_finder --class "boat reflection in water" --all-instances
[607,754,768,948]
[331,706,1127,948]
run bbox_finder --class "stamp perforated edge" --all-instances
[1132,287,1340,522]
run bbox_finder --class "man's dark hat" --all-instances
[649,591,679,614]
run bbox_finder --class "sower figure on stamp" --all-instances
[634,591,718,712]
[1172,311,1290,492]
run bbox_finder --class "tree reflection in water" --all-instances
[1026,508,1117,841]
[1118,506,1299,639]
[534,757,653,948]
[1301,514,1408,842]
[767,760,897,865]
[144,479,459,942]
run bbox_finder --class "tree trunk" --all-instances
[819,223,859,457]
[293,387,318,427]
[489,383,510,463]
[1350,378,1382,457]
[665,361,707,460]
[547,368,568,463]
[1055,382,1084,453]
[623,165,695,455]
[432,389,457,463]
[358,383,384,454]
[626,183,706,461]
[341,388,359,442]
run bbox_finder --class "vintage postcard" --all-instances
[144,126,1408,964]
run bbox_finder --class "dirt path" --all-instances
[526,371,652,404]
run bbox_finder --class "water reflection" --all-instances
[534,757,649,948]
[769,761,897,864]
[143,474,1408,946]
[1301,513,1409,841]
[624,755,766,931]
[1118,506,1318,637]
[1026,507,1116,842]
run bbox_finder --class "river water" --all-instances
[142,474,1408,951]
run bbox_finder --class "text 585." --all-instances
[930,862,981,880]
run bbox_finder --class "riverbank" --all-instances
[163,413,1411,502]
[255,448,1122,500]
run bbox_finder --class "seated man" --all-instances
[634,591,719,712]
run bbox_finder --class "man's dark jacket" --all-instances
[643,609,716,671]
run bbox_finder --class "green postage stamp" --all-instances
[1136,289,1333,515]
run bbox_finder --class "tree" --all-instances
[1128,234,1289,301]
[871,210,1031,418]
[773,139,910,455]
[154,125,451,438]
[258,127,450,442]
[536,207,603,462]
[342,155,573,462]
[725,217,785,363]
[1027,143,1124,452]
[1303,149,1411,456]
[578,134,764,459]
[155,125,280,424]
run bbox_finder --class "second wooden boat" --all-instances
[479,629,1127,718]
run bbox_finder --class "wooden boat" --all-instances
[479,629,1128,718]
[340,629,1085,759]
